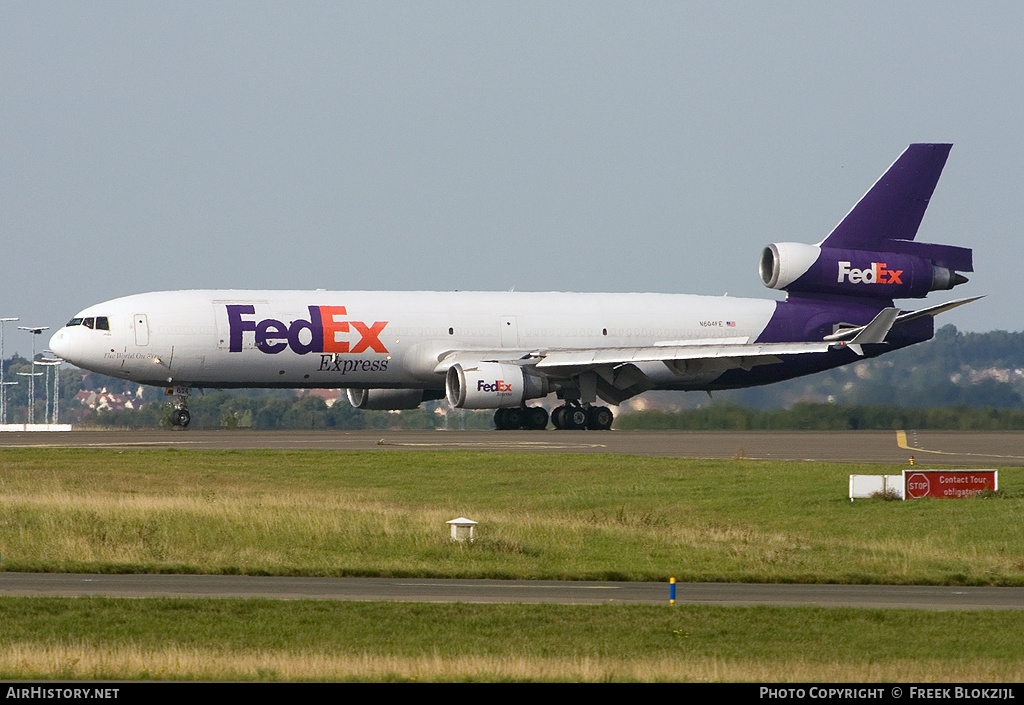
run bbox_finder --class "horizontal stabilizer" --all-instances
[823,296,983,345]
[889,295,985,325]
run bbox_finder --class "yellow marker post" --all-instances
[670,577,676,605]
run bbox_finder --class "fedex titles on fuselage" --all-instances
[226,304,388,357]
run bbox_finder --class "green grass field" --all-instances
[1,447,1022,680]
[1,448,1021,583]
[1,598,1023,682]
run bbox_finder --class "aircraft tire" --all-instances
[494,408,510,430]
[504,406,525,430]
[525,406,549,430]
[564,406,588,430]
[586,406,614,430]
[495,407,527,430]
[171,408,191,428]
[550,405,567,430]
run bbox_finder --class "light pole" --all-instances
[17,326,48,424]
[38,358,62,425]
[0,317,17,424]
[15,370,42,423]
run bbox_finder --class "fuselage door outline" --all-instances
[134,314,149,347]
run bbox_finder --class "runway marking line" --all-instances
[896,430,1024,460]
[0,441,202,449]
[398,582,619,590]
[379,441,607,450]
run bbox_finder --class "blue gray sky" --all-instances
[2,2,1020,356]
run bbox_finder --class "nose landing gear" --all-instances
[170,407,191,427]
[166,386,192,428]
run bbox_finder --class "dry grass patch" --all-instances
[2,642,1022,682]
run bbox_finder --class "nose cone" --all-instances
[49,328,71,361]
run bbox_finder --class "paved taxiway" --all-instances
[2,428,1023,465]
[3,573,1024,610]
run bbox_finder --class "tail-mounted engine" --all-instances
[445,362,550,409]
[759,242,969,299]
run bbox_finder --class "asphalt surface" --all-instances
[2,573,1024,610]
[2,428,1023,465]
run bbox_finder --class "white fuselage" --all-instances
[49,289,778,391]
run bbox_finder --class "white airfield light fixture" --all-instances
[446,517,478,543]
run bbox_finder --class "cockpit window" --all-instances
[66,315,109,330]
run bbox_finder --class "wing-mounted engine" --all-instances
[346,388,429,410]
[445,361,550,409]
[759,242,970,299]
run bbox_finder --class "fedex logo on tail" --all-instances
[226,305,388,355]
[837,261,903,285]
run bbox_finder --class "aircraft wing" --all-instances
[434,339,840,377]
[434,338,851,407]
[532,340,835,372]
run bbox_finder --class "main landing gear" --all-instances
[493,403,613,430]
[551,403,613,430]
[494,405,549,430]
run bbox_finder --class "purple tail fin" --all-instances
[760,144,973,301]
[822,143,972,272]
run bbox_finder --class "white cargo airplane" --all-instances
[50,144,977,429]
